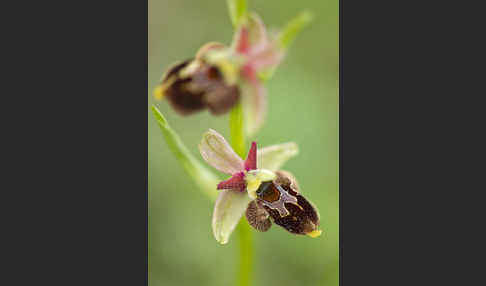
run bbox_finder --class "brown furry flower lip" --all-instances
[158,59,240,116]
[246,171,321,237]
[198,129,320,243]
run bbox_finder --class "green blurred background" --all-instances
[148,1,338,285]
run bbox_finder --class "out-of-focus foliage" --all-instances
[148,0,338,285]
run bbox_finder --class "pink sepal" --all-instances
[244,142,257,171]
[217,172,246,191]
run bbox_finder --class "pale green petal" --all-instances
[199,129,245,175]
[212,189,252,244]
[257,142,299,171]
[259,10,314,82]
[227,0,248,28]
[278,10,314,49]
[247,12,267,50]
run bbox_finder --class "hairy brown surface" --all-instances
[191,64,240,115]
[263,176,320,235]
[161,59,240,116]
[245,200,272,232]
[162,59,206,115]
[275,170,300,193]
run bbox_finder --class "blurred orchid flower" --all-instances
[154,11,312,137]
[227,13,284,136]
[199,129,321,244]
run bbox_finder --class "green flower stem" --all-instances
[230,103,246,158]
[230,103,253,286]
[237,220,253,286]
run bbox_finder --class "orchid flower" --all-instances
[199,129,321,244]
[154,12,311,137]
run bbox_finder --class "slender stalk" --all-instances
[229,103,253,286]
[230,103,246,158]
[237,220,253,286]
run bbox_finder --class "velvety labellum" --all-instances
[245,178,320,236]
[161,59,240,115]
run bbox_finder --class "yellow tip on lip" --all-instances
[306,230,322,238]
[153,85,164,100]
[154,77,176,100]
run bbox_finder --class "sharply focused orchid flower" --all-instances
[154,11,310,136]
[199,129,321,244]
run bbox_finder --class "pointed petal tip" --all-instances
[244,141,257,170]
[213,229,229,244]
[217,237,229,245]
[212,189,252,246]
[213,229,228,244]
[278,10,315,49]
[299,10,315,23]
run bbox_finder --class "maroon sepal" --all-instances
[217,172,246,192]
[244,141,257,171]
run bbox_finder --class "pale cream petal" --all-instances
[212,189,252,244]
[231,13,268,55]
[195,42,226,60]
[241,81,266,137]
[249,44,285,71]
[199,129,245,174]
[247,12,268,54]
[257,142,299,171]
